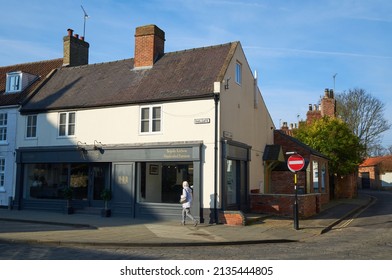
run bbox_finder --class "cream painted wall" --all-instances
[218,43,274,193]
[16,99,218,208]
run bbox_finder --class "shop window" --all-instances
[137,162,193,203]
[24,163,69,199]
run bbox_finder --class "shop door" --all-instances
[88,164,109,207]
[112,163,135,216]
[225,160,248,211]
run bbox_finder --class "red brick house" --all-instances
[250,130,330,218]
[250,88,339,218]
[359,156,392,190]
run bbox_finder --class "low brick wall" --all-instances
[250,193,328,218]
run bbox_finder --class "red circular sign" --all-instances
[287,154,305,172]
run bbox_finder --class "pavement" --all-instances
[0,193,374,247]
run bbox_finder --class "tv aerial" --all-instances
[81,5,89,38]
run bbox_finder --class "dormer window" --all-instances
[6,72,22,93]
[5,71,37,94]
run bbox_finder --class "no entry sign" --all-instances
[287,154,305,172]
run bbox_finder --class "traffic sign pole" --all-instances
[293,172,299,230]
[287,154,304,230]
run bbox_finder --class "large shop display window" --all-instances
[24,163,109,200]
[138,162,193,204]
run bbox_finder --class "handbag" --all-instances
[180,194,187,204]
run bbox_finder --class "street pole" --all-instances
[293,172,299,230]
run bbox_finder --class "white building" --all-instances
[15,25,274,222]
[0,59,63,207]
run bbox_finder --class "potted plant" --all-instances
[100,188,112,217]
[63,186,74,214]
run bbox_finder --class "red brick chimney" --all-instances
[134,24,165,68]
[63,28,89,67]
[321,88,336,117]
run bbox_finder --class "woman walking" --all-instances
[180,181,199,226]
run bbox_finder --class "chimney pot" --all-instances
[74,34,79,39]
[67,28,74,37]
[309,104,312,111]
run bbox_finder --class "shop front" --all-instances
[15,142,202,220]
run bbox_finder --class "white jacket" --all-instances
[181,186,193,208]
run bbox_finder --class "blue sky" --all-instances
[1,0,391,148]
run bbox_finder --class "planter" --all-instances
[101,208,111,217]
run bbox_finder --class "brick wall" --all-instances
[134,25,165,68]
[334,174,357,199]
[250,193,325,218]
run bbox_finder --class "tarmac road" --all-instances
[0,190,390,260]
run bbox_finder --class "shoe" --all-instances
[194,220,199,227]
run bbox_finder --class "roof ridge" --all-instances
[164,41,237,56]
[0,58,63,69]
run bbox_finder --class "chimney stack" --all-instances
[134,24,165,69]
[63,28,89,67]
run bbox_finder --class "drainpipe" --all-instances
[213,82,220,224]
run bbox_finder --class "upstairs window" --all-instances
[26,115,37,138]
[140,105,162,134]
[0,113,7,142]
[59,112,76,137]
[235,61,242,85]
[6,72,22,93]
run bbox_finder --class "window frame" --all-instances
[139,105,162,134]
[58,112,76,137]
[26,115,38,139]
[0,113,7,142]
[6,72,22,93]
[235,61,242,85]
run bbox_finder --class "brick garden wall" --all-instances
[250,193,328,218]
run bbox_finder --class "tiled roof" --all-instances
[0,59,63,106]
[21,42,238,113]
[275,130,328,159]
[360,155,392,167]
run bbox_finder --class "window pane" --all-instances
[141,108,149,120]
[0,128,7,141]
[152,120,161,132]
[139,162,193,203]
[152,107,161,119]
[68,124,75,135]
[68,113,76,124]
[235,62,242,84]
[141,120,149,132]
[59,113,66,125]
[0,114,7,126]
